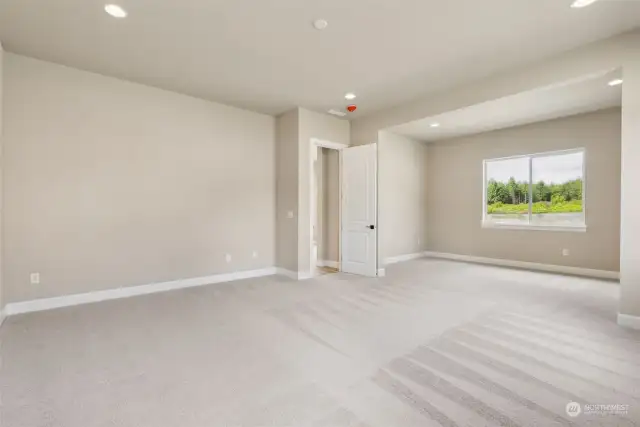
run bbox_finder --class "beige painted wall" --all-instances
[427,108,621,272]
[3,54,275,303]
[378,131,428,265]
[320,148,339,262]
[275,109,299,272]
[620,56,640,317]
[0,42,4,313]
[297,108,349,274]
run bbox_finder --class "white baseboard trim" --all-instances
[276,268,299,279]
[298,272,314,280]
[276,269,312,280]
[385,252,427,265]
[317,260,339,269]
[424,251,620,280]
[618,313,640,330]
[276,268,320,280]
[4,267,277,316]
[377,268,386,277]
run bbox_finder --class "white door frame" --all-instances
[309,138,349,276]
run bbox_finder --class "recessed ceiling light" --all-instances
[313,19,328,30]
[608,79,623,86]
[105,4,127,18]
[328,109,346,117]
[345,93,357,100]
[430,123,440,128]
[570,0,599,8]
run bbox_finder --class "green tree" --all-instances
[518,182,529,204]
[487,179,510,205]
[533,180,550,202]
[548,184,558,200]
[507,177,520,204]
[487,179,499,204]
[561,179,582,201]
[497,183,510,204]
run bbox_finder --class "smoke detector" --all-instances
[313,19,328,30]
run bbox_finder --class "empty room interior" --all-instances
[1,1,640,426]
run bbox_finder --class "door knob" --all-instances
[367,225,375,230]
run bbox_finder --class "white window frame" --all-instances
[482,148,587,232]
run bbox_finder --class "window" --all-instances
[483,149,585,230]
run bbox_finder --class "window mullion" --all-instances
[528,156,533,225]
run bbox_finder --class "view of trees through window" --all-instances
[485,150,584,227]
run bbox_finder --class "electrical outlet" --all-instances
[252,251,258,259]
[287,211,294,219]
[225,254,232,263]
[30,273,40,284]
[562,248,570,257]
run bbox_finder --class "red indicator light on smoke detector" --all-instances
[347,105,357,112]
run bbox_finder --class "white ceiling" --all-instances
[0,0,638,117]
[388,70,622,142]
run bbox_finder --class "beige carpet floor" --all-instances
[1,258,639,426]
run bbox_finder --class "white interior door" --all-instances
[341,143,377,276]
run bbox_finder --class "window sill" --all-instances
[481,222,587,233]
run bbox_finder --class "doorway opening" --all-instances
[312,145,341,277]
